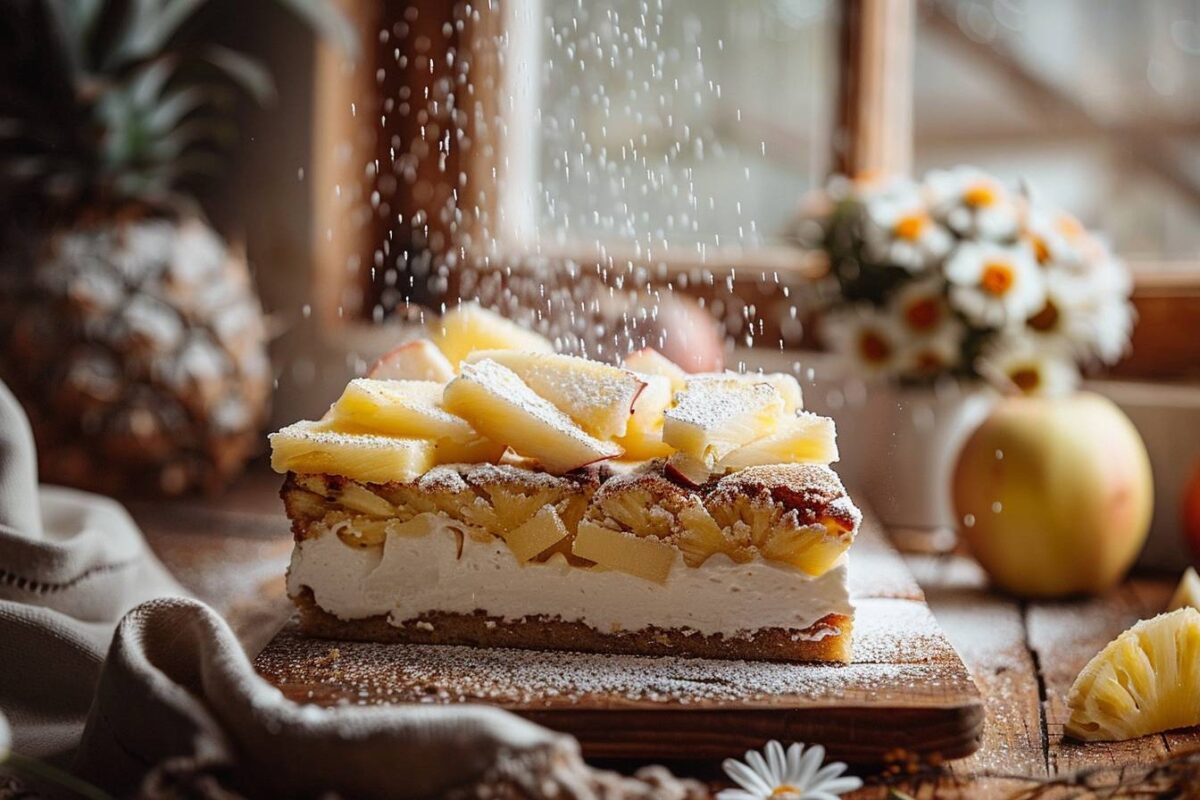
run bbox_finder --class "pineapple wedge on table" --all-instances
[1066,608,1200,741]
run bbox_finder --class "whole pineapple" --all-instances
[0,1,350,495]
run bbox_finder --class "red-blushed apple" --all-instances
[953,392,1153,598]
[368,338,455,382]
[1183,459,1200,566]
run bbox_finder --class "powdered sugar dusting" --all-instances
[257,598,971,709]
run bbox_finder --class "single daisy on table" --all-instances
[944,241,1044,330]
[719,741,861,800]
[979,334,1079,397]
[820,304,907,376]
[862,186,953,273]
[925,166,1020,241]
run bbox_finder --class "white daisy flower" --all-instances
[979,334,1079,397]
[925,166,1020,240]
[899,319,967,378]
[1020,203,1088,271]
[863,188,953,273]
[718,740,862,800]
[821,304,907,376]
[1025,267,1095,354]
[1083,296,1135,365]
[944,241,1045,330]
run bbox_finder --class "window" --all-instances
[914,0,1200,265]
[310,0,1200,377]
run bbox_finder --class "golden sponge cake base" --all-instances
[292,588,851,663]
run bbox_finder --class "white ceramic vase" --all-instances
[849,383,996,549]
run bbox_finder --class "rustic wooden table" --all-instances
[129,467,1199,799]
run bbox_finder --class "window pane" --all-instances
[528,0,837,251]
[914,0,1200,264]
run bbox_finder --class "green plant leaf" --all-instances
[106,0,208,69]
[276,0,360,59]
[203,45,276,106]
[144,86,211,133]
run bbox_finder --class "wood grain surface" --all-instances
[131,468,1198,797]
[252,518,986,764]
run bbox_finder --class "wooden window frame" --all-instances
[311,0,1200,379]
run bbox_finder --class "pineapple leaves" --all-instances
[202,46,276,106]
[105,0,208,70]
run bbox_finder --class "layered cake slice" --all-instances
[271,305,861,662]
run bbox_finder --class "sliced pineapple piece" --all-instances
[503,505,570,562]
[1169,567,1200,612]
[331,379,475,441]
[573,519,675,583]
[676,504,750,567]
[270,421,437,484]
[706,464,859,576]
[622,347,688,393]
[717,412,838,469]
[335,511,438,548]
[293,473,398,517]
[1065,608,1200,742]
[465,350,646,439]
[431,303,554,367]
[443,360,621,474]
[733,372,803,413]
[663,376,784,466]
[433,436,506,465]
[369,339,455,382]
[614,374,674,460]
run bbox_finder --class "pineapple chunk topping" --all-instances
[718,412,838,469]
[621,347,688,393]
[1065,608,1200,742]
[614,374,674,460]
[331,379,475,441]
[664,376,784,466]
[443,359,621,474]
[431,303,554,367]
[573,519,676,584]
[504,505,570,562]
[1169,567,1200,612]
[466,350,646,439]
[714,371,804,413]
[368,339,455,382]
[269,421,437,484]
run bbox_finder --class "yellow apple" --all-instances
[953,392,1153,598]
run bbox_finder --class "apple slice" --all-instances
[663,376,784,466]
[503,505,570,562]
[465,350,646,439]
[717,411,838,469]
[572,519,676,583]
[622,347,688,393]
[664,452,714,488]
[269,421,437,483]
[614,374,674,460]
[369,339,455,381]
[443,359,621,474]
[431,303,554,367]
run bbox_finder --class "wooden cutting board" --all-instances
[254,516,983,764]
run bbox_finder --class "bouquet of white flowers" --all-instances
[797,166,1135,395]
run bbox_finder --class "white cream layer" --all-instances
[287,514,853,638]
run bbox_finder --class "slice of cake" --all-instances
[270,308,861,662]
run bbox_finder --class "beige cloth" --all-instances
[0,381,701,798]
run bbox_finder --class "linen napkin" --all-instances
[0,379,703,798]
